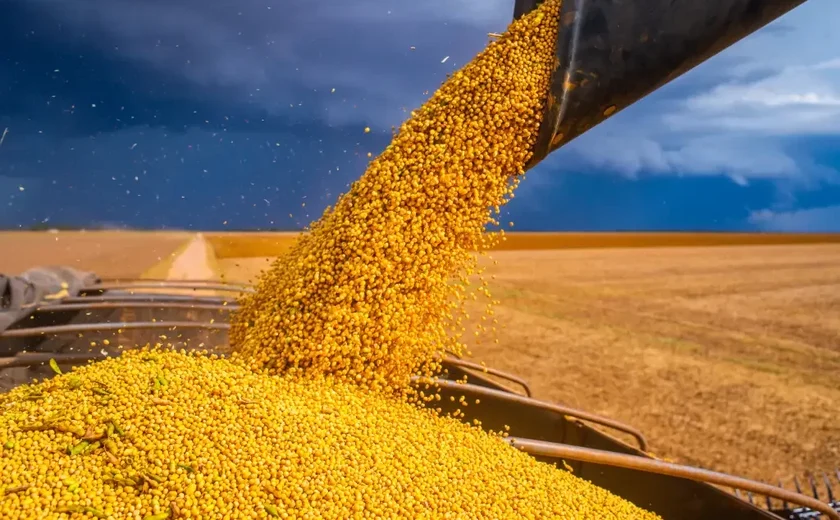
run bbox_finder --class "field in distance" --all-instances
[219,241,840,485]
[0,231,193,278]
[206,231,840,259]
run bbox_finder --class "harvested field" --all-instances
[206,231,840,258]
[206,232,299,259]
[492,231,840,250]
[218,256,276,284]
[0,231,192,278]
[219,242,840,484]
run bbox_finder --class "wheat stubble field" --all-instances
[0,231,192,278]
[219,240,840,485]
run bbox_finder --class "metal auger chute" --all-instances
[513,0,810,172]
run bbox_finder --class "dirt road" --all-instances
[0,231,192,278]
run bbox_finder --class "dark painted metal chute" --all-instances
[514,0,809,170]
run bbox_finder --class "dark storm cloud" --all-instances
[0,123,391,229]
[2,0,511,228]
[4,0,511,137]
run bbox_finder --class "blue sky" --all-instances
[0,0,838,231]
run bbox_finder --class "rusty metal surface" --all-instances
[84,282,254,293]
[0,321,230,338]
[0,352,114,369]
[422,377,648,451]
[507,438,839,520]
[63,294,237,304]
[34,302,239,312]
[0,286,231,389]
[443,357,533,397]
[98,278,249,286]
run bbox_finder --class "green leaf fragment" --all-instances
[142,471,162,483]
[264,504,280,517]
[177,463,195,473]
[143,511,170,520]
[49,358,62,375]
[67,441,89,456]
[109,420,125,436]
[68,377,82,390]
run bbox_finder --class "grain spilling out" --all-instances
[0,350,660,519]
[1,1,663,518]
[229,0,561,393]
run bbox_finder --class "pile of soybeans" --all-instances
[0,1,663,518]
[0,350,659,519]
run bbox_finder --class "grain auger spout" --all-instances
[515,0,809,171]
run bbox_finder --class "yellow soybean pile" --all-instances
[230,0,561,393]
[0,349,660,519]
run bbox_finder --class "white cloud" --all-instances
[548,0,840,184]
[558,134,802,184]
[666,61,840,135]
[749,205,840,232]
